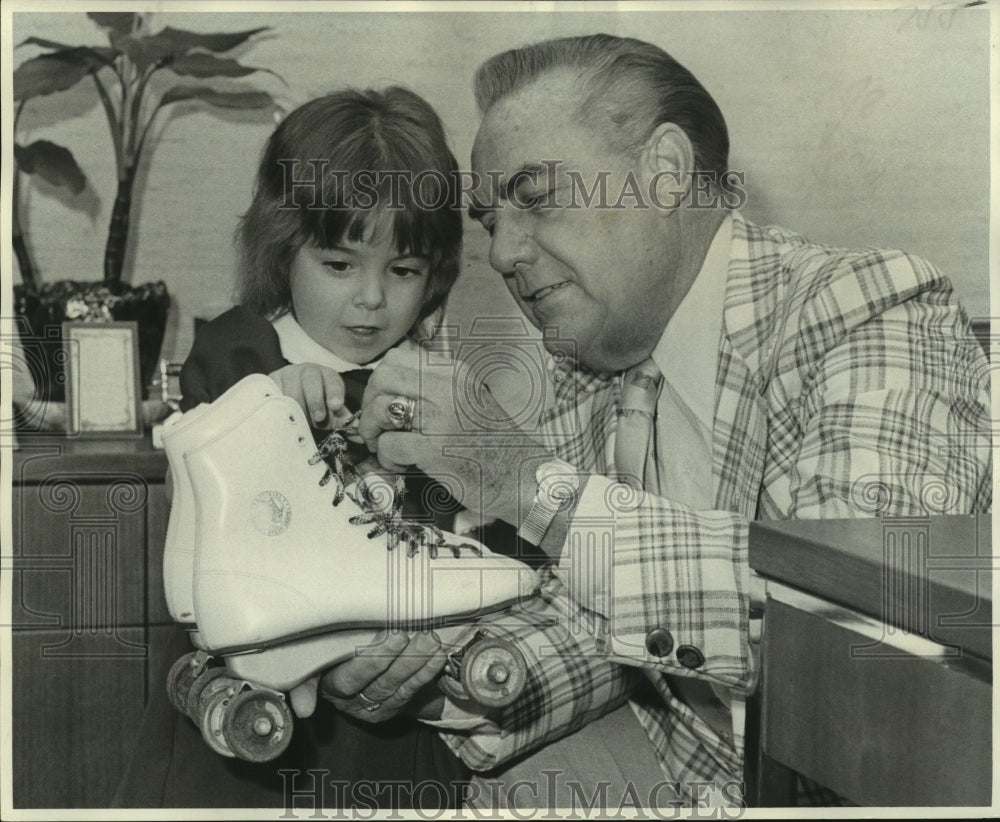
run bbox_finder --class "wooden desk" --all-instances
[10,435,171,808]
[744,515,992,807]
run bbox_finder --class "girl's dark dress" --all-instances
[112,307,470,810]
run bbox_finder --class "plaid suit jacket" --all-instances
[431,212,992,793]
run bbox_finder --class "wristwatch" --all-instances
[518,458,581,545]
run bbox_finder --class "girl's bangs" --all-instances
[301,173,453,264]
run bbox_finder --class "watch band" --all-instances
[518,459,579,545]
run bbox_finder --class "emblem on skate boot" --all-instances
[250,490,292,537]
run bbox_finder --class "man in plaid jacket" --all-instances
[310,34,991,808]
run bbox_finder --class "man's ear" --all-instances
[642,123,695,212]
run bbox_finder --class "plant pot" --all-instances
[14,279,170,404]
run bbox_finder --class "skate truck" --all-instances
[161,374,539,762]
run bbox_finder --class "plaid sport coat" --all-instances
[431,211,992,795]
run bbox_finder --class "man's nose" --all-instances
[354,270,386,309]
[488,211,536,274]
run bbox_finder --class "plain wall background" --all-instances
[10,6,991,368]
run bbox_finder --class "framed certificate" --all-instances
[62,321,143,437]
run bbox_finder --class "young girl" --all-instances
[115,87,468,811]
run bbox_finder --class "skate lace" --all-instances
[309,426,483,561]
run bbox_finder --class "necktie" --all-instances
[334,368,374,465]
[614,358,663,491]
[614,357,734,740]
[340,368,373,412]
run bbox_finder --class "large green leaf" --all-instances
[87,12,139,35]
[19,36,119,63]
[17,35,71,50]
[159,85,276,110]
[167,52,276,80]
[111,31,172,73]
[13,50,107,100]
[149,26,269,55]
[15,140,87,193]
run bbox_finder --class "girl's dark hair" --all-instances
[237,87,462,336]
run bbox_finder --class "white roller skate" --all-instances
[161,373,282,640]
[166,375,537,762]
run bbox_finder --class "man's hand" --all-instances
[358,348,554,525]
[288,632,448,722]
[269,363,355,429]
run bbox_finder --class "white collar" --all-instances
[271,312,381,372]
[651,214,732,424]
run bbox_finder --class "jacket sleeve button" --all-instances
[676,645,705,669]
[645,628,674,658]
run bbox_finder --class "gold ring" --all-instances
[385,396,416,431]
[356,690,382,712]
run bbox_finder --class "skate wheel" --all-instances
[166,652,199,716]
[200,686,237,758]
[185,666,229,724]
[460,638,528,708]
[222,689,294,763]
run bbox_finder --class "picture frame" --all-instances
[62,321,144,437]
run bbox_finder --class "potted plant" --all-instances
[13,11,279,404]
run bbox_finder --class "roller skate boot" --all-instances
[161,373,282,637]
[162,375,288,722]
[169,375,537,761]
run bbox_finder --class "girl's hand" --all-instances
[268,363,355,429]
